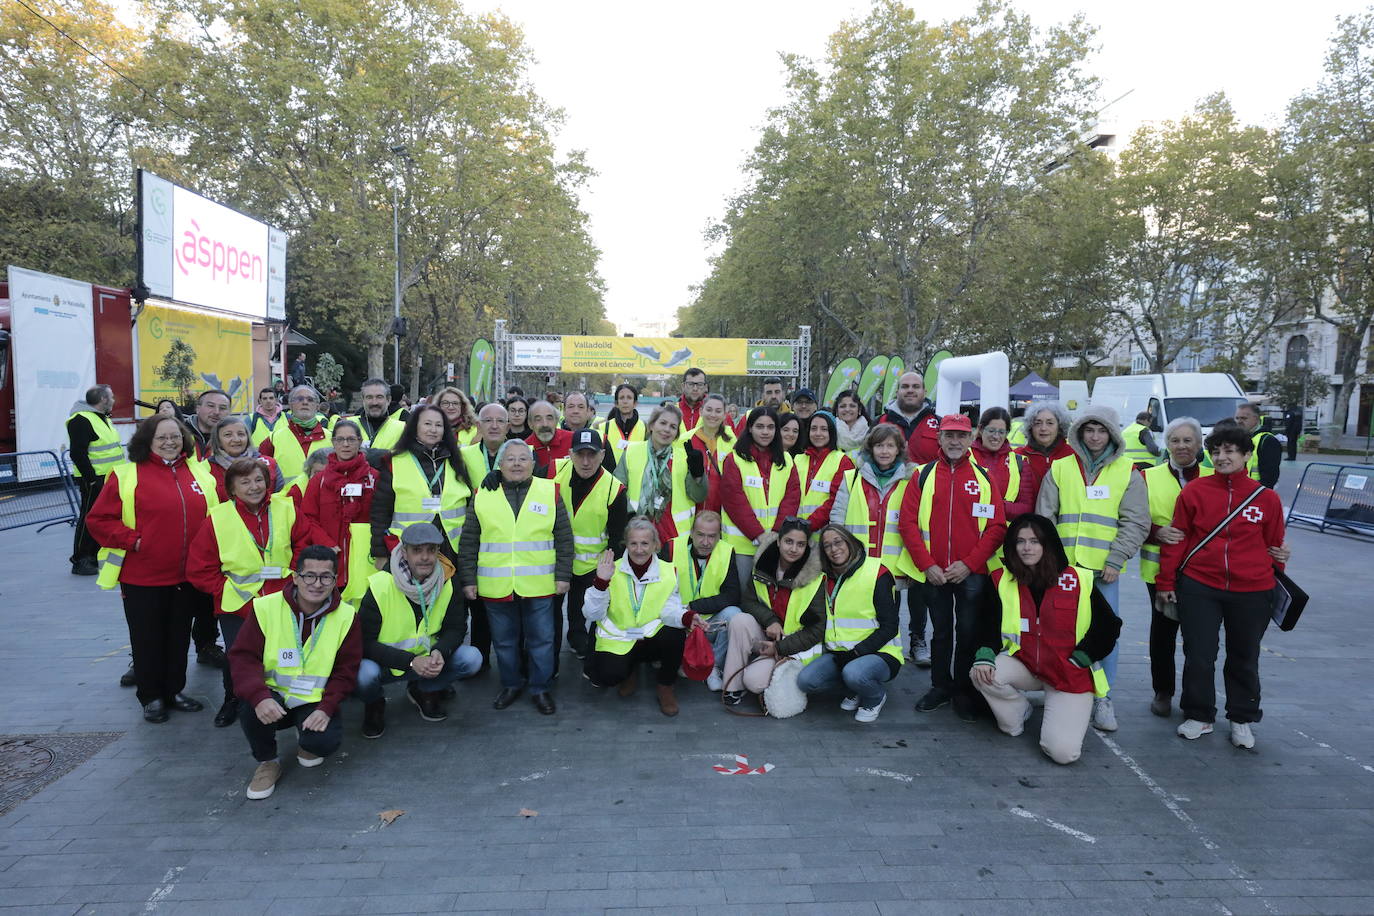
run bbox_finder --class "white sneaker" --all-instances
[913,639,932,668]
[706,669,724,692]
[1091,696,1118,732]
[1230,722,1255,749]
[246,760,281,800]
[297,750,323,768]
[839,695,861,711]
[1007,702,1034,737]
[1177,719,1214,740]
[854,695,886,723]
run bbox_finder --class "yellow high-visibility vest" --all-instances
[993,565,1108,697]
[365,569,452,675]
[68,411,125,477]
[1048,453,1134,572]
[1137,463,1213,583]
[255,592,356,708]
[208,496,297,614]
[555,462,624,575]
[595,560,678,655]
[822,557,902,665]
[473,477,558,599]
[720,452,794,556]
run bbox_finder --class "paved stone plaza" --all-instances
[2,465,1373,915]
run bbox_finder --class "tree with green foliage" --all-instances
[313,353,343,395]
[156,338,198,403]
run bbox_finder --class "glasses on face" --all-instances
[292,396,317,404]
[297,572,337,585]
[684,380,706,388]
[983,427,1007,437]
[333,436,361,445]
[438,400,462,409]
[153,435,183,444]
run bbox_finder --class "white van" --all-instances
[1084,373,1247,435]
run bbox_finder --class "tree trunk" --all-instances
[409,338,422,402]
[366,331,386,381]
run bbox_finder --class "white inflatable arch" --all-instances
[934,351,1009,417]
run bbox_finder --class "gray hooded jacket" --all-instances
[1034,405,1149,573]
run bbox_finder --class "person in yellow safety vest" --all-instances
[555,429,629,662]
[719,519,824,705]
[583,517,699,717]
[458,439,572,715]
[798,524,904,722]
[795,411,855,531]
[720,406,801,581]
[599,383,647,455]
[353,379,407,452]
[67,384,125,576]
[353,523,483,739]
[896,414,1007,722]
[228,546,362,800]
[1121,410,1163,469]
[669,510,743,689]
[1035,404,1150,735]
[434,386,481,447]
[1234,402,1282,487]
[971,514,1121,765]
[368,404,471,562]
[1137,417,1212,719]
[971,407,1036,522]
[614,403,709,550]
[85,414,219,723]
[299,420,378,605]
[188,458,315,730]
[186,388,232,463]
[247,387,284,449]
[684,393,735,511]
[1006,414,1029,448]
[259,386,332,490]
[460,402,510,485]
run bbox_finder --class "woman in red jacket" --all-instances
[971,407,1036,521]
[187,459,314,728]
[1156,424,1290,750]
[719,406,801,581]
[687,393,736,513]
[1015,403,1074,489]
[300,419,378,603]
[86,415,216,723]
[207,415,284,500]
[797,411,854,531]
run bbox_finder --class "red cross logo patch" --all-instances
[926,417,940,428]
[964,480,981,496]
[1242,506,1264,523]
[1057,571,1078,591]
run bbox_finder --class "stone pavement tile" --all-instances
[633,884,729,907]
[1214,899,1332,916]
[706,906,793,916]
[162,902,270,916]
[786,902,880,915]
[1297,898,1374,915]
[517,871,610,891]
[263,899,366,916]
[722,882,816,904]
[606,870,737,889]
[808,881,905,903]
[351,893,461,913]
[2,907,83,916]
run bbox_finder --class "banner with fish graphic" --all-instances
[560,336,748,374]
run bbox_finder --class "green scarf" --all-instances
[291,413,321,431]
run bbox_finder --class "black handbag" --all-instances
[1270,566,1308,631]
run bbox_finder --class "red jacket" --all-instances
[800,446,855,531]
[690,434,724,515]
[898,453,1007,574]
[208,454,282,502]
[1156,471,1284,593]
[719,446,801,542]
[972,440,1037,521]
[258,418,328,461]
[527,429,572,474]
[227,584,361,718]
[186,493,316,614]
[301,454,379,597]
[1015,440,1075,488]
[678,396,703,432]
[85,457,211,587]
[994,568,1096,695]
[878,406,941,464]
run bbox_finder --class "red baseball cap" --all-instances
[938,414,972,432]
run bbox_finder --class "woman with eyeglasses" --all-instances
[797,524,904,722]
[971,407,1036,523]
[796,412,854,532]
[1014,403,1075,490]
[188,457,315,728]
[434,387,480,447]
[87,415,222,724]
[301,420,380,605]
[207,416,285,501]
[504,397,532,440]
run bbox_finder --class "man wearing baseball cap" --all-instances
[897,414,1007,721]
[791,389,819,421]
[353,522,482,738]
[553,429,628,661]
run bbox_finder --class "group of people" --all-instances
[66,365,1292,800]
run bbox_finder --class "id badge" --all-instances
[342,483,363,497]
[971,503,995,519]
[259,566,282,579]
[421,496,443,511]
[744,475,764,488]
[1086,485,1111,500]
[277,647,299,667]
[886,509,901,524]
[1019,618,1030,632]
[290,676,316,692]
[528,502,548,516]
[810,479,831,493]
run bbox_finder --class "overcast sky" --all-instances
[466,0,1365,335]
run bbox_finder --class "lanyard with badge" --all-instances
[277,607,325,679]
[412,454,445,511]
[825,570,851,620]
[254,508,281,580]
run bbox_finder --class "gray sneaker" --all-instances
[912,639,932,668]
[1091,696,1118,732]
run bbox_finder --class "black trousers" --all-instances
[71,474,103,564]
[218,613,245,699]
[239,691,343,762]
[906,586,929,647]
[191,597,218,653]
[924,576,987,697]
[552,572,595,656]
[122,583,204,705]
[1178,574,1271,724]
[588,627,687,688]
[1146,584,1181,698]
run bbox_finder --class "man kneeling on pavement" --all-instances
[228,545,361,800]
[355,522,483,738]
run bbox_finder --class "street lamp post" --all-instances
[390,144,409,385]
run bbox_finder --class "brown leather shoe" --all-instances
[617,669,639,698]
[656,684,679,717]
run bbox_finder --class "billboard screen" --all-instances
[138,169,286,320]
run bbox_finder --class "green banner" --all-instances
[823,358,862,406]
[883,356,905,406]
[857,355,891,402]
[746,344,794,373]
[925,349,953,394]
[469,337,494,401]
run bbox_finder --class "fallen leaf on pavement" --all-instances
[378,809,405,826]
[518,808,538,817]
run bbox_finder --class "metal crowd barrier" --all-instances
[0,450,79,533]
[1287,462,1374,537]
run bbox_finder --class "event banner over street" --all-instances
[559,337,792,374]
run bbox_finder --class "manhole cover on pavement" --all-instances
[0,732,122,816]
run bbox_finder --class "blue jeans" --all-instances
[1093,573,1121,695]
[487,597,555,693]
[797,653,894,708]
[353,646,483,703]
[703,605,742,670]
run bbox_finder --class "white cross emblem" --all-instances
[1057,571,1078,591]
[926,417,940,428]
[964,480,981,496]
[1242,506,1264,523]
[190,481,203,495]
